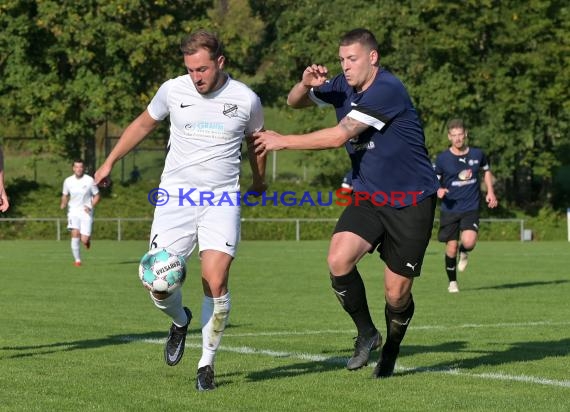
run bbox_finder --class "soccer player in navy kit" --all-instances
[434,118,498,293]
[254,28,439,378]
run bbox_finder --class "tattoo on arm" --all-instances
[339,116,369,137]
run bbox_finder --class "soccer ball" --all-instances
[139,248,186,293]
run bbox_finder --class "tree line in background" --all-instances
[1,0,568,211]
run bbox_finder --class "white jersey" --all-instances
[62,174,99,215]
[147,74,264,196]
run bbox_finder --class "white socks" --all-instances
[150,289,188,327]
[149,289,231,368]
[198,292,231,368]
[71,237,81,262]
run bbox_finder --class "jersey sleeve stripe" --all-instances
[347,109,386,131]
[308,89,331,107]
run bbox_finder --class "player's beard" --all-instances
[196,70,227,95]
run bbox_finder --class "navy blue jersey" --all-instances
[312,68,438,208]
[434,147,490,212]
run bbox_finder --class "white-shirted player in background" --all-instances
[60,159,100,266]
[94,30,266,391]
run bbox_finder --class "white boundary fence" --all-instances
[1,217,527,241]
[0,217,151,241]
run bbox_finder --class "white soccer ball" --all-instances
[138,248,186,293]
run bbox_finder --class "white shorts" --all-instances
[67,211,94,236]
[149,199,240,260]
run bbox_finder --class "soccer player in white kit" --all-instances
[60,159,100,266]
[94,30,266,391]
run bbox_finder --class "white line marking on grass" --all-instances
[119,337,334,362]
[223,330,347,337]
[411,320,570,331]
[219,320,570,337]
[118,336,570,388]
[441,369,570,388]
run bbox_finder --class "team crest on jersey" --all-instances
[458,169,473,180]
[223,103,239,118]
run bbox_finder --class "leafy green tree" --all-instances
[0,0,266,173]
[204,0,265,77]
[0,0,214,171]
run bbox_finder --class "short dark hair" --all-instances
[180,29,223,60]
[73,159,84,165]
[447,118,466,131]
[339,28,379,52]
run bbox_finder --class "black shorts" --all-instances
[437,210,480,242]
[333,194,436,278]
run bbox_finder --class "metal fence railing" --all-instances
[0,217,527,242]
[0,217,152,241]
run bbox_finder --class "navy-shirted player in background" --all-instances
[254,28,439,379]
[434,118,498,293]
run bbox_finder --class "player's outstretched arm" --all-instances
[0,187,8,212]
[252,115,366,156]
[287,64,328,108]
[0,147,8,212]
[0,173,8,213]
[0,184,8,213]
[245,133,267,196]
[95,110,159,184]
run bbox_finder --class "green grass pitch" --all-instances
[0,240,568,411]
